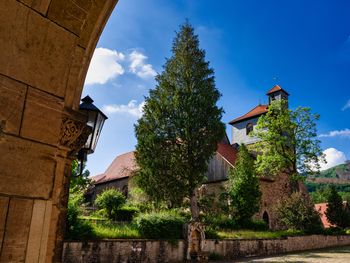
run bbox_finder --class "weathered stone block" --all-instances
[20,87,64,146]
[19,0,51,15]
[25,200,47,263]
[0,74,27,135]
[0,198,33,263]
[0,0,76,97]
[0,134,56,198]
[47,0,93,36]
[0,196,9,250]
[64,47,88,110]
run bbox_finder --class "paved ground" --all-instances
[213,246,350,263]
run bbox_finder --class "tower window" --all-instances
[246,123,253,135]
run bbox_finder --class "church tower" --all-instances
[266,85,289,104]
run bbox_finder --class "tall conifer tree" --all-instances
[135,22,225,220]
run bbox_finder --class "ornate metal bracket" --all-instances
[59,117,91,157]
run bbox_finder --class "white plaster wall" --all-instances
[232,117,261,145]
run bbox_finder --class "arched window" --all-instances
[246,123,253,135]
[263,211,270,226]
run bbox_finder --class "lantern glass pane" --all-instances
[84,111,97,150]
[91,113,105,152]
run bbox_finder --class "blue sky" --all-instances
[83,0,350,176]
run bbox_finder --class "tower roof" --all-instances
[229,104,268,125]
[266,85,289,96]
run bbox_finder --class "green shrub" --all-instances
[65,192,94,239]
[116,205,140,221]
[241,220,269,231]
[275,192,323,233]
[205,227,220,239]
[95,189,126,220]
[323,227,346,235]
[204,214,238,230]
[134,211,185,239]
[204,214,268,231]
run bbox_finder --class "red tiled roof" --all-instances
[266,85,289,95]
[92,151,137,184]
[229,104,268,125]
[216,143,238,166]
[315,202,349,228]
[315,203,333,228]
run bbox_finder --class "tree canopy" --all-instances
[325,185,350,228]
[252,99,324,179]
[135,22,225,220]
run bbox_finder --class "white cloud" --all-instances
[85,47,125,85]
[129,50,156,79]
[319,129,350,138]
[342,99,350,111]
[319,148,347,171]
[102,100,145,118]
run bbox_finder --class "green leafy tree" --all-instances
[228,144,261,224]
[252,99,324,180]
[70,160,91,194]
[325,185,350,228]
[275,192,322,233]
[135,22,225,221]
[94,189,126,220]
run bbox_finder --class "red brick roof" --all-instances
[229,104,268,125]
[91,151,137,184]
[216,143,238,166]
[266,85,289,95]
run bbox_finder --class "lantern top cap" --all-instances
[81,95,94,104]
[79,95,108,120]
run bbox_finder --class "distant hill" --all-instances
[305,162,350,194]
[315,162,350,179]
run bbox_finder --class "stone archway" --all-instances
[0,1,118,262]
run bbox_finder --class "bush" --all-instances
[65,192,94,239]
[134,211,185,239]
[323,227,346,235]
[241,220,269,231]
[115,205,140,221]
[204,227,220,239]
[275,192,323,233]
[95,189,126,220]
[203,214,268,231]
[203,214,238,230]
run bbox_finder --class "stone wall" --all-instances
[63,240,185,263]
[63,235,350,262]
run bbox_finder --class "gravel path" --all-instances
[212,246,350,263]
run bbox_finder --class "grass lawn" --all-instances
[216,229,304,239]
[92,222,141,239]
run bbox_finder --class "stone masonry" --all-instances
[0,1,119,262]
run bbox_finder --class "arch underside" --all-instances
[0,0,118,262]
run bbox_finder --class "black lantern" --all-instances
[78,95,108,173]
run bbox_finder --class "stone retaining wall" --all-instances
[63,235,350,262]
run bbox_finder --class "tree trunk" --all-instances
[190,190,200,222]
